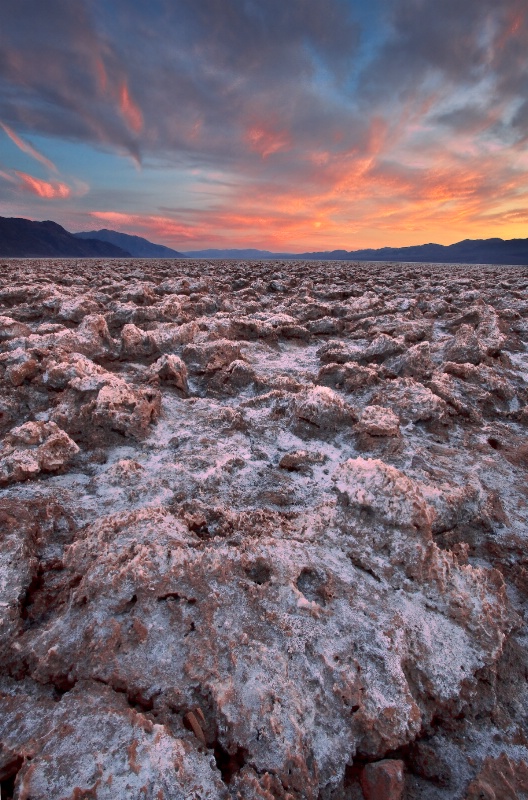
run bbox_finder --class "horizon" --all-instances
[6,215,528,254]
[68,228,528,253]
[1,2,527,251]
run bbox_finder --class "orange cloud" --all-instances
[120,83,143,134]
[0,121,57,172]
[14,171,71,199]
[83,81,528,252]
[246,124,292,158]
[92,210,214,242]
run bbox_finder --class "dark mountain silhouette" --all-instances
[291,238,528,265]
[75,229,184,258]
[183,238,528,265]
[2,217,527,264]
[0,217,130,257]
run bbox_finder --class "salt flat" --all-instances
[0,258,527,799]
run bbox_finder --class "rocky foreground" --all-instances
[0,258,527,799]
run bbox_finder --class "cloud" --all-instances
[14,171,71,198]
[0,121,57,171]
[1,0,528,248]
[119,82,143,134]
[0,166,84,200]
[0,0,360,164]
[0,0,143,159]
[0,169,17,184]
[245,122,292,159]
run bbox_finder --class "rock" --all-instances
[444,323,483,365]
[268,279,288,292]
[397,341,433,379]
[279,323,311,340]
[317,340,362,364]
[0,421,79,484]
[120,322,156,357]
[307,316,342,335]
[0,682,228,799]
[43,352,110,391]
[228,316,275,340]
[182,339,242,373]
[149,354,188,392]
[279,449,326,472]
[399,320,434,343]
[0,315,31,340]
[317,362,378,392]
[292,386,357,429]
[227,359,258,389]
[356,405,400,436]
[42,353,161,441]
[373,377,448,423]
[73,313,117,358]
[476,302,505,356]
[139,321,199,353]
[360,759,405,800]
[444,361,516,402]
[57,295,100,322]
[0,347,39,386]
[362,334,405,363]
[465,753,528,800]
[333,457,433,530]
[427,372,474,419]
[93,381,160,438]
[408,739,452,787]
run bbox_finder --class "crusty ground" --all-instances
[0,258,527,799]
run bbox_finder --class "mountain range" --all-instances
[0,217,129,258]
[183,239,528,264]
[0,215,527,264]
[74,229,184,258]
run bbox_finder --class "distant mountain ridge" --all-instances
[0,217,130,258]
[183,238,528,265]
[75,229,184,258]
[291,237,528,265]
[1,216,527,264]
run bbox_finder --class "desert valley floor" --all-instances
[0,258,527,799]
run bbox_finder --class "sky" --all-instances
[0,0,527,252]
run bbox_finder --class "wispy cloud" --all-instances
[0,166,87,200]
[0,121,57,172]
[119,82,143,135]
[14,171,71,198]
[1,0,528,248]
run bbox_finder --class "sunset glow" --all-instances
[0,0,527,250]
[119,83,143,135]
[14,171,71,199]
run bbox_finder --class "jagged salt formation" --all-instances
[0,258,527,799]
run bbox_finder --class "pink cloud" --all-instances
[0,122,57,172]
[14,171,71,199]
[119,83,143,135]
[245,123,292,158]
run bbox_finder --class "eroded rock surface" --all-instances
[0,258,527,799]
